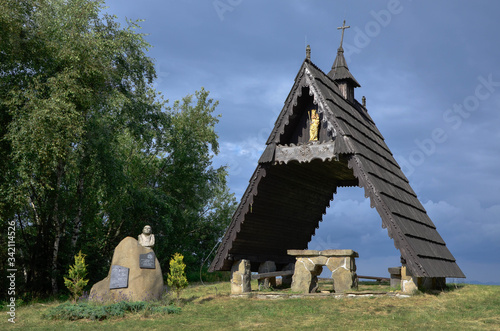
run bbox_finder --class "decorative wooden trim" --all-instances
[274,141,336,164]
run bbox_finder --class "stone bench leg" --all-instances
[231,259,251,294]
[326,256,357,293]
[388,267,402,289]
[281,263,295,287]
[258,261,276,290]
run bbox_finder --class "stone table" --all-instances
[288,249,358,293]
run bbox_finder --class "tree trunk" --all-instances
[51,162,65,295]
[51,224,63,294]
[71,176,84,249]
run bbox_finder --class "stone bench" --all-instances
[230,260,295,294]
[389,266,446,293]
[388,267,402,288]
[287,249,358,293]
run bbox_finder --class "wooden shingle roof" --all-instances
[209,57,465,279]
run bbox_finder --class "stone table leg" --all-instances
[326,256,357,293]
[291,258,323,293]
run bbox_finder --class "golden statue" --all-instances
[309,109,320,141]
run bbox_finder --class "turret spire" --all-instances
[328,20,360,103]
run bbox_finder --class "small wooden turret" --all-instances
[327,20,360,103]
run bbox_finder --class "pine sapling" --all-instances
[64,251,89,303]
[167,253,188,302]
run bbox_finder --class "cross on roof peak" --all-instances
[337,20,350,49]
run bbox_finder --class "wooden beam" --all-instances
[251,270,294,280]
[274,141,336,164]
[357,275,389,282]
[229,254,295,265]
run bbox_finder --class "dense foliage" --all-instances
[0,0,236,297]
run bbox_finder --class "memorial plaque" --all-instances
[109,265,129,289]
[140,252,156,269]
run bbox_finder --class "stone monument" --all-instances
[90,229,163,302]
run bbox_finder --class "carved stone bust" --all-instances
[138,225,155,249]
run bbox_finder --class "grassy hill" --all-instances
[3,281,499,330]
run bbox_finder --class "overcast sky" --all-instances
[104,0,500,284]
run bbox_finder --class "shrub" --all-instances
[63,251,89,303]
[167,253,189,301]
[43,301,180,321]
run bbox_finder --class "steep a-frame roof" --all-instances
[209,54,464,279]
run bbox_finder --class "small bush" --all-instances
[167,253,188,301]
[43,301,180,321]
[64,251,89,303]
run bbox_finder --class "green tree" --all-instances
[167,253,188,301]
[154,89,237,274]
[63,251,89,303]
[0,0,236,298]
[1,0,166,295]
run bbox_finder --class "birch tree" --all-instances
[0,0,235,296]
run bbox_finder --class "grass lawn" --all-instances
[2,281,499,330]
